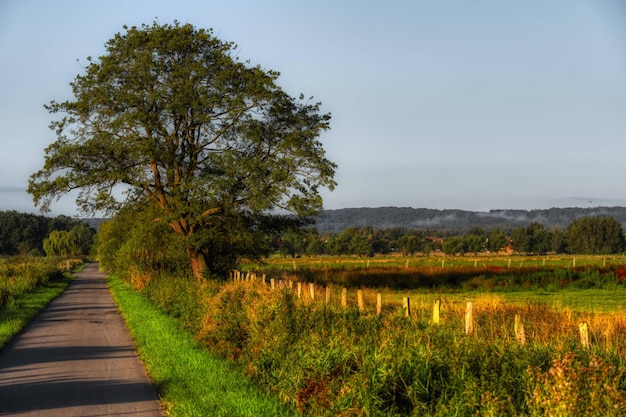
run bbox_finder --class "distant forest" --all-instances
[314,206,626,234]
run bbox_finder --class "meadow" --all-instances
[0,257,81,349]
[133,254,626,416]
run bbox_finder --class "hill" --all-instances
[314,206,626,234]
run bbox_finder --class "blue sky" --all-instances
[1,0,626,215]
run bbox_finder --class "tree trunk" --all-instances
[187,246,208,280]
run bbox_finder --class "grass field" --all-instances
[114,254,626,415]
[0,258,81,350]
[241,254,626,272]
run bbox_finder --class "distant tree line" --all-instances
[277,216,625,257]
[0,210,95,256]
[314,206,626,234]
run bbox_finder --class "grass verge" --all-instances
[107,273,298,417]
[0,270,75,350]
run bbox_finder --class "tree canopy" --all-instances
[28,21,336,278]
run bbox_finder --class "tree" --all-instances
[567,217,625,254]
[442,237,465,256]
[462,227,486,254]
[397,231,425,256]
[511,226,531,254]
[486,228,508,253]
[43,224,94,257]
[28,22,336,279]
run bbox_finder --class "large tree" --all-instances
[28,22,337,278]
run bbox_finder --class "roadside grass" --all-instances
[0,269,75,350]
[107,273,298,417]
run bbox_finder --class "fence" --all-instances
[231,270,596,349]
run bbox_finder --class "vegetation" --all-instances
[314,206,626,234]
[28,21,336,279]
[276,216,625,258]
[118,260,626,416]
[108,273,297,416]
[43,222,94,257]
[0,210,93,256]
[0,258,81,349]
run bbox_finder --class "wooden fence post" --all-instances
[297,282,302,299]
[514,314,526,345]
[465,301,474,336]
[376,293,382,315]
[325,287,331,305]
[309,283,315,301]
[403,297,411,317]
[357,290,365,312]
[270,278,275,289]
[341,288,347,308]
[432,299,441,324]
[579,322,590,348]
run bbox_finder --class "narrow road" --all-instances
[0,263,163,416]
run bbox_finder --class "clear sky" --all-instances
[1,0,626,216]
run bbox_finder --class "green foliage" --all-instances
[0,258,68,308]
[567,216,625,254]
[527,353,626,416]
[0,210,90,256]
[276,214,626,258]
[96,203,191,285]
[0,258,77,350]
[29,20,336,278]
[43,223,94,257]
[108,274,297,416]
[139,274,626,416]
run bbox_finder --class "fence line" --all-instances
[230,270,603,349]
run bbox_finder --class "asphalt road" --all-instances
[0,263,163,416]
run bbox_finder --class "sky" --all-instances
[1,0,626,216]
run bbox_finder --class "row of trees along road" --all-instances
[277,216,626,257]
[28,21,336,279]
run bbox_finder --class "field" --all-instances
[0,257,81,349]
[185,254,626,415]
[106,253,626,415]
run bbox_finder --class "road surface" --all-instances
[0,263,163,416]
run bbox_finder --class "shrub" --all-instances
[527,352,626,416]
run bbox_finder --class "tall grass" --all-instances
[191,280,626,415]
[129,257,626,416]
[108,274,298,417]
[0,257,80,350]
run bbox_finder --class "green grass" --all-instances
[379,287,626,313]
[242,254,626,272]
[0,270,75,350]
[107,274,298,417]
